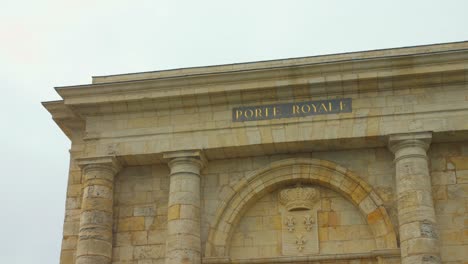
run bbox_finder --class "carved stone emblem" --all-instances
[279,185,320,256]
[304,215,315,231]
[279,184,319,211]
[295,234,306,252]
[285,216,295,232]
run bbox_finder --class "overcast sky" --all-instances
[1,1,467,263]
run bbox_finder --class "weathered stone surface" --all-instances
[164,152,204,264]
[389,133,442,264]
[75,157,121,264]
[44,42,468,264]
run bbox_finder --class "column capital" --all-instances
[388,131,432,155]
[163,150,207,169]
[76,155,122,175]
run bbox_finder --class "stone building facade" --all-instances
[43,42,468,264]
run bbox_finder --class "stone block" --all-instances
[166,234,201,252]
[399,222,421,242]
[448,156,468,170]
[64,209,81,222]
[80,210,112,227]
[76,239,112,258]
[84,185,112,199]
[366,209,384,225]
[317,211,329,227]
[456,169,468,183]
[430,157,446,171]
[134,206,156,217]
[131,231,148,245]
[328,211,340,227]
[60,249,75,264]
[148,230,167,245]
[133,245,165,259]
[118,246,134,261]
[81,198,113,212]
[167,205,180,221]
[118,217,146,232]
[318,227,328,241]
[115,232,132,246]
[61,236,78,250]
[406,237,439,255]
[118,206,134,217]
[63,221,80,236]
[359,195,378,215]
[65,198,81,210]
[328,226,347,241]
[167,219,200,235]
[432,185,448,200]
[67,184,82,197]
[431,171,457,185]
[447,184,468,199]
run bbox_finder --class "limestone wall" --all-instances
[59,143,468,264]
[60,137,85,264]
[429,142,468,263]
[99,148,399,263]
[229,187,376,258]
[47,43,468,264]
[112,165,169,263]
[80,83,468,159]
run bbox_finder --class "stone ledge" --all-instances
[91,41,468,84]
[202,249,401,264]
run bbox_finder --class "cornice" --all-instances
[42,100,84,139]
[91,41,468,84]
[55,48,468,108]
[43,42,468,140]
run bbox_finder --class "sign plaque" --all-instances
[232,98,352,122]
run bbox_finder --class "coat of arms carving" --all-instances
[279,185,320,255]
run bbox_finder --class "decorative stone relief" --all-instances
[279,185,320,256]
[295,234,306,252]
[285,216,295,232]
[303,215,314,231]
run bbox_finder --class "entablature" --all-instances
[43,41,468,146]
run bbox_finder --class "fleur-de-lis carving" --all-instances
[285,216,295,232]
[304,215,315,231]
[296,234,306,252]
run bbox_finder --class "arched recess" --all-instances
[205,158,398,257]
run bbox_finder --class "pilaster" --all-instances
[75,156,121,264]
[388,132,440,264]
[163,150,206,264]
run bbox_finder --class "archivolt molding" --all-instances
[205,158,397,258]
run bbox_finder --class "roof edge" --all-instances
[92,40,468,84]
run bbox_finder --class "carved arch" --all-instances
[205,158,397,257]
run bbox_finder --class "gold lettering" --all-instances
[311,103,317,112]
[236,110,243,120]
[235,99,350,121]
[320,103,328,112]
[273,107,280,117]
[292,105,300,114]
[255,108,262,117]
[301,104,311,113]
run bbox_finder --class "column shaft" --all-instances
[75,157,120,264]
[389,133,440,264]
[165,152,204,264]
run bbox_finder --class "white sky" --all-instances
[0,1,467,263]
